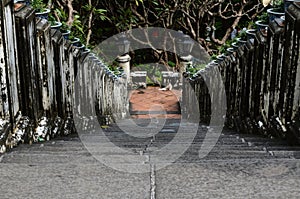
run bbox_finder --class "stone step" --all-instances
[1,151,94,164]
[236,134,267,138]
[245,140,289,147]
[267,150,300,158]
[265,146,300,151]
[147,146,264,155]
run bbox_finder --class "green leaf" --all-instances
[95,9,107,14]
[152,1,159,6]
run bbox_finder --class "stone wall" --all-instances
[0,1,128,152]
[183,3,300,144]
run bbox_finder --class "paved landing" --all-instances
[129,86,181,119]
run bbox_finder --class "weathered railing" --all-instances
[183,2,300,144]
[0,1,128,152]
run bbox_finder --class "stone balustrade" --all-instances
[183,2,300,144]
[0,1,128,151]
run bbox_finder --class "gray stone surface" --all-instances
[156,160,300,199]
[0,137,150,199]
[1,120,300,198]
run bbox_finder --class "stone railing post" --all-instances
[72,46,81,116]
[254,31,268,123]
[36,19,54,116]
[15,6,41,120]
[63,42,75,115]
[117,54,131,83]
[0,0,19,122]
[267,19,284,120]
[77,49,90,116]
[0,0,18,151]
[283,3,300,122]
[284,2,300,142]
[51,29,65,118]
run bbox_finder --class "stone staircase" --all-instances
[84,118,300,163]
[2,118,300,166]
[1,118,300,199]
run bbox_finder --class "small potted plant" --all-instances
[245,21,257,43]
[267,0,285,22]
[231,41,239,50]
[61,23,71,40]
[246,29,257,41]
[53,8,71,39]
[210,54,218,61]
[255,11,269,36]
[237,28,248,45]
[225,38,237,53]
[69,33,81,47]
[218,40,232,56]
[31,0,50,20]
[48,13,62,30]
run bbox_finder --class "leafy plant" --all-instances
[113,8,138,31]
[272,0,284,12]
[258,11,269,24]
[247,21,257,29]
[69,14,85,43]
[47,13,57,25]
[238,29,247,40]
[218,45,227,54]
[194,64,206,71]
[68,32,78,41]
[188,67,197,74]
[82,5,108,21]
[54,8,70,32]
[31,0,47,12]
[210,54,218,61]
[218,39,232,54]
[168,61,176,67]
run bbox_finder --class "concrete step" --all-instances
[265,146,300,151]
[267,150,300,158]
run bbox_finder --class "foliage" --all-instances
[168,61,176,68]
[132,63,163,84]
[272,0,284,12]
[70,14,85,42]
[31,0,47,12]
[210,54,218,61]
[49,0,266,69]
[217,37,237,54]
[194,64,206,71]
[53,8,69,31]
[51,0,264,49]
[186,63,206,76]
[218,43,229,54]
[48,13,58,25]
[238,29,247,41]
[258,11,269,24]
[247,21,257,29]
